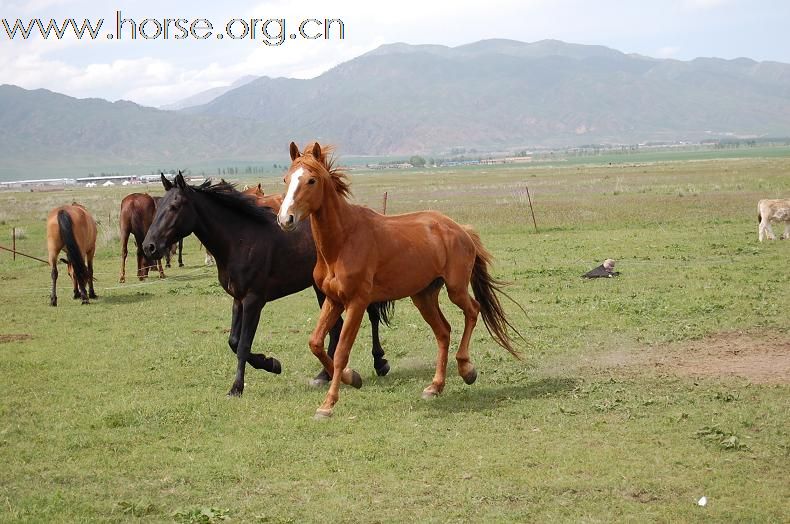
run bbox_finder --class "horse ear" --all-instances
[289,141,301,161]
[161,173,173,191]
[312,142,322,159]
[175,173,186,188]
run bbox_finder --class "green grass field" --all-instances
[1,155,788,522]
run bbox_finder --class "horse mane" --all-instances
[187,179,276,223]
[299,142,352,199]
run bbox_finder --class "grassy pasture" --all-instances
[0,156,788,522]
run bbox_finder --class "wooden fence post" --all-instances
[382,191,388,215]
[526,186,538,233]
[12,227,15,260]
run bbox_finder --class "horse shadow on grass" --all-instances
[417,376,580,415]
[97,292,156,305]
[367,360,579,415]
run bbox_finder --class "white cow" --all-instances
[758,198,790,241]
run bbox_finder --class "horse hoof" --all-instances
[81,300,89,305]
[50,299,57,307]
[309,377,329,388]
[314,408,333,420]
[269,358,282,375]
[227,388,243,397]
[375,360,391,377]
[342,369,363,389]
[421,388,439,400]
[462,368,478,385]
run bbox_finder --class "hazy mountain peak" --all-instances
[160,75,259,111]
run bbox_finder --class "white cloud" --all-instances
[682,0,729,9]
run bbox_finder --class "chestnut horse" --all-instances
[119,193,167,283]
[46,203,97,306]
[278,142,523,418]
[242,182,283,209]
[142,174,392,396]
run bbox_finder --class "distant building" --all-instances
[0,178,76,189]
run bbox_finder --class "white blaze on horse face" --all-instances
[279,167,304,225]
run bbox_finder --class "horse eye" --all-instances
[307,178,316,185]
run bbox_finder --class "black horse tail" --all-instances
[57,210,89,288]
[368,301,395,328]
[464,226,524,359]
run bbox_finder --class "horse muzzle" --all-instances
[277,213,298,232]
[143,242,161,260]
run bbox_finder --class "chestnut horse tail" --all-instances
[57,210,89,288]
[464,227,524,359]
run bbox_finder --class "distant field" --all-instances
[0,156,788,522]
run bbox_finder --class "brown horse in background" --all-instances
[242,182,284,210]
[46,203,97,306]
[278,142,523,418]
[119,193,166,283]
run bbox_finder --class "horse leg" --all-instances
[164,249,171,268]
[446,283,481,385]
[50,263,58,306]
[87,255,97,299]
[157,258,166,279]
[783,223,790,240]
[228,299,242,353]
[119,227,128,283]
[411,287,451,398]
[72,266,81,299]
[136,246,146,280]
[227,298,274,374]
[316,301,366,419]
[762,221,776,241]
[78,274,89,304]
[308,298,349,390]
[310,286,343,387]
[178,239,184,267]
[367,304,390,376]
[228,298,281,397]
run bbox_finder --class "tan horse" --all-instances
[277,142,522,418]
[46,203,97,306]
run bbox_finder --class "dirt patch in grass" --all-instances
[591,331,790,384]
[0,333,32,344]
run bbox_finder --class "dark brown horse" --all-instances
[119,193,166,283]
[278,142,523,418]
[142,174,392,396]
[46,203,97,306]
[152,196,183,269]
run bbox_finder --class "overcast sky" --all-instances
[0,0,787,107]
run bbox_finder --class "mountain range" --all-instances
[2,38,790,179]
